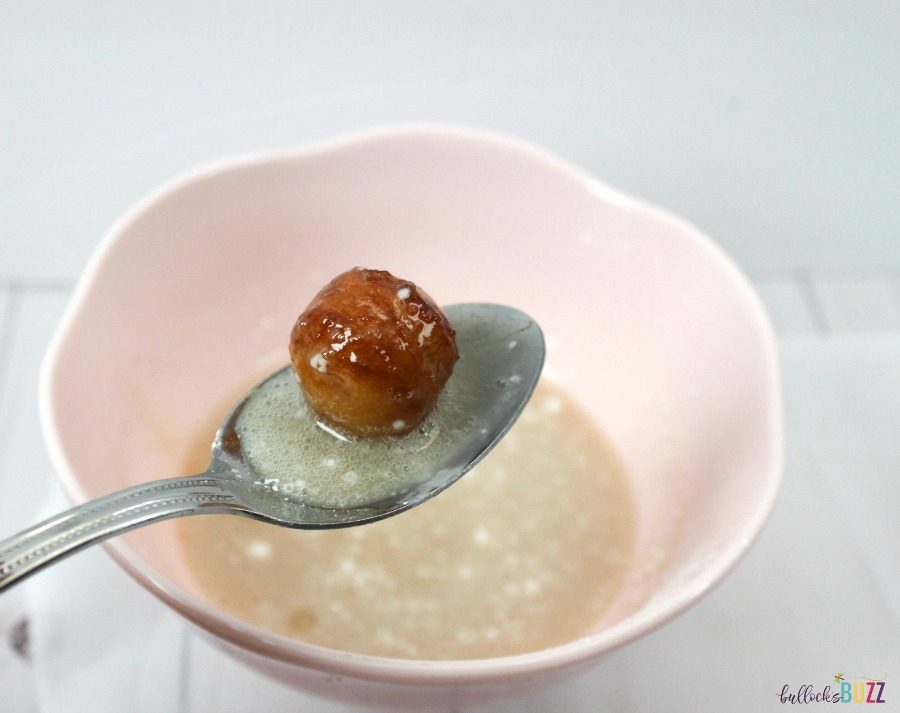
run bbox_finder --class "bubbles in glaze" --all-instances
[179,381,637,660]
[234,368,475,509]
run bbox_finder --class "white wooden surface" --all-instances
[1,4,898,711]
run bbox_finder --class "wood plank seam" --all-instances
[793,269,829,335]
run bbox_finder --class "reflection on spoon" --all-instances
[0,304,544,591]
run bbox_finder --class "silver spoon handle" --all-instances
[0,474,247,591]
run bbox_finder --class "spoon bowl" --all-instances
[0,303,544,591]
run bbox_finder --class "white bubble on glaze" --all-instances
[245,539,272,560]
[399,304,437,346]
[331,328,352,352]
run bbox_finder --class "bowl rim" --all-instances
[38,122,784,685]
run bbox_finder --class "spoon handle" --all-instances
[0,474,247,592]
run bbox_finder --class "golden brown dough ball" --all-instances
[289,268,459,437]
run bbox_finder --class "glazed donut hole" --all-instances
[289,268,459,438]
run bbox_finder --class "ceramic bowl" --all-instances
[40,125,782,708]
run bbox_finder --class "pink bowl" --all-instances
[40,125,782,707]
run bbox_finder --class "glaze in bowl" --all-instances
[40,125,782,708]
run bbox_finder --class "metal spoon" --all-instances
[0,304,543,591]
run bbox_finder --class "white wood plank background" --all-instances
[1,4,898,711]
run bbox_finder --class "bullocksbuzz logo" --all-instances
[778,673,887,704]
